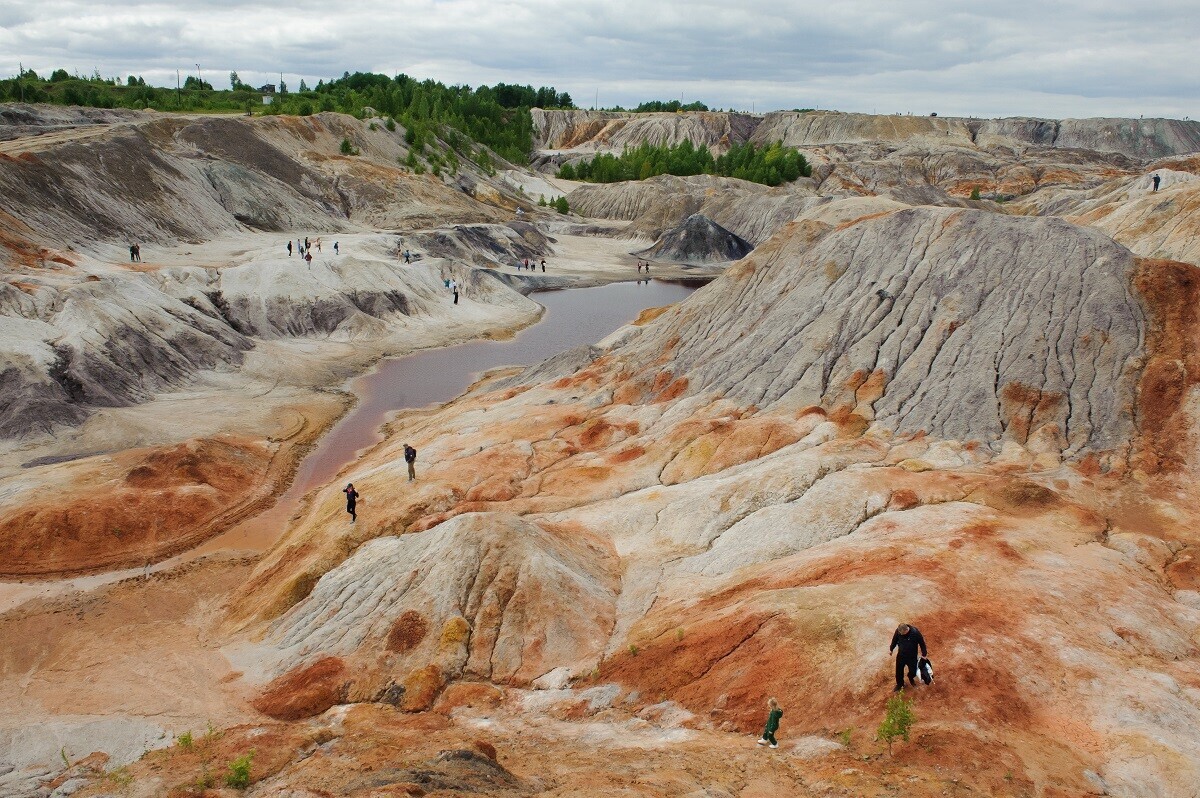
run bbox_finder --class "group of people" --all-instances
[288,237,338,261]
[444,277,461,304]
[756,623,931,750]
[516,258,546,272]
[636,260,651,273]
[342,444,417,523]
[128,243,142,262]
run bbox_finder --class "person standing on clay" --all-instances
[333,242,339,255]
[129,244,137,262]
[287,240,293,257]
[757,697,783,749]
[890,622,928,691]
[1152,173,1161,192]
[541,258,546,272]
[343,483,359,523]
[404,443,417,481]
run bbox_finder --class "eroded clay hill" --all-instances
[542,109,1200,261]
[200,201,1200,797]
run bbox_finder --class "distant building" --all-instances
[259,84,276,94]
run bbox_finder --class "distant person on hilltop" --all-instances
[404,443,417,481]
[343,483,359,523]
[756,697,783,749]
[287,240,293,257]
[890,623,928,692]
[1152,173,1161,192]
[334,242,339,255]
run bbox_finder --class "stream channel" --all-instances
[0,279,700,611]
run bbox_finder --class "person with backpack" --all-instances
[343,483,359,523]
[756,697,783,749]
[890,623,928,691]
[404,444,417,481]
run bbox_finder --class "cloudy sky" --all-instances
[0,0,1195,118]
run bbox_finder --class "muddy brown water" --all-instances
[0,280,699,610]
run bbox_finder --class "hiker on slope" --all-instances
[343,483,360,523]
[756,697,783,749]
[890,623,928,692]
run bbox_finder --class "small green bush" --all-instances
[385,117,396,132]
[554,196,569,214]
[176,731,194,750]
[225,751,254,789]
[970,186,981,200]
[628,643,639,656]
[339,137,358,156]
[877,691,915,753]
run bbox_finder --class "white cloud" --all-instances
[0,0,1196,117]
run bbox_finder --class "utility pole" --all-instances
[18,61,23,103]
[176,69,181,107]
[196,63,202,88]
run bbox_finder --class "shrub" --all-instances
[628,643,639,656]
[554,196,569,214]
[224,751,254,789]
[176,731,194,750]
[385,117,396,131]
[970,186,981,200]
[876,691,915,754]
[339,137,358,156]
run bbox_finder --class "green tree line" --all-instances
[556,139,810,187]
[0,68,574,165]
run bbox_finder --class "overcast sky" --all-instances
[1,0,1195,119]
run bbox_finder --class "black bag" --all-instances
[918,656,934,685]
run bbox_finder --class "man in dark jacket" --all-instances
[404,444,417,481]
[890,623,928,691]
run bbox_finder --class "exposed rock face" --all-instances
[536,108,1200,162]
[246,512,618,693]
[1011,167,1200,267]
[569,173,821,246]
[0,110,505,255]
[531,108,758,155]
[0,436,278,577]
[622,206,1145,455]
[0,103,147,141]
[634,213,752,264]
[0,236,541,439]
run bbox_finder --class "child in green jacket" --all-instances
[757,697,783,749]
